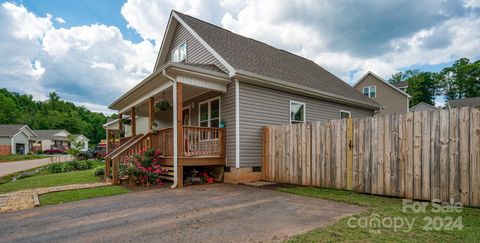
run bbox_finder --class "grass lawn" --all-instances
[0,154,47,163]
[39,186,129,206]
[280,187,480,242]
[0,169,100,194]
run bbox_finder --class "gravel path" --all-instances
[0,182,110,213]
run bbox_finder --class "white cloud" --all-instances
[0,2,157,113]
[55,16,66,24]
[464,0,480,9]
[219,0,480,82]
[120,0,223,48]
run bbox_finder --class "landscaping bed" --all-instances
[279,186,480,242]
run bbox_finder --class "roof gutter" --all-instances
[162,69,178,189]
[233,70,382,110]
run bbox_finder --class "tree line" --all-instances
[388,57,480,107]
[0,89,110,145]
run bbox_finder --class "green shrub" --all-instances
[94,167,105,176]
[47,160,96,173]
[48,163,73,173]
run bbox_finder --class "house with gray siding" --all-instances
[105,10,380,186]
[0,125,37,155]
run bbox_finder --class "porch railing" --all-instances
[105,126,225,184]
[183,126,225,157]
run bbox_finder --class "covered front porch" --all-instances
[105,63,230,187]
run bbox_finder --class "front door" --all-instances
[183,107,191,125]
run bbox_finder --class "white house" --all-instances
[32,130,89,152]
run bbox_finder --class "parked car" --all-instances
[93,146,106,159]
[44,149,65,154]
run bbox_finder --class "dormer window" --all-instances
[171,42,187,62]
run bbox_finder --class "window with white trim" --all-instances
[363,86,376,98]
[290,101,305,124]
[340,110,351,119]
[199,97,220,128]
[171,42,187,62]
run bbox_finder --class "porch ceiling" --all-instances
[133,84,217,117]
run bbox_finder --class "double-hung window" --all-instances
[290,101,306,124]
[363,86,376,98]
[171,42,187,62]
[199,97,220,128]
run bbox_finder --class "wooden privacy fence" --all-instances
[263,106,480,207]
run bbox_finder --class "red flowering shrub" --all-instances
[119,148,165,186]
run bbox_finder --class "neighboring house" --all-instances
[0,125,38,155]
[72,134,90,151]
[410,102,439,112]
[353,71,411,115]
[106,10,381,186]
[32,130,72,151]
[391,81,409,92]
[447,97,480,109]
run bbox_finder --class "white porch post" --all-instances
[173,78,178,186]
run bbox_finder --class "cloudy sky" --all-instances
[1,0,479,114]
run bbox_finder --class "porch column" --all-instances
[131,107,136,136]
[148,97,155,132]
[176,82,184,188]
[118,113,123,132]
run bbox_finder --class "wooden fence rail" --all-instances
[263,106,480,207]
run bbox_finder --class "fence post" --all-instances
[262,127,269,180]
[346,118,353,190]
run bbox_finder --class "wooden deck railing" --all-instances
[105,126,226,184]
[183,126,225,157]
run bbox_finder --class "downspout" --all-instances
[163,69,178,189]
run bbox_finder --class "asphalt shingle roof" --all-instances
[391,81,408,88]
[33,130,70,141]
[0,124,26,137]
[174,11,377,107]
[447,97,480,108]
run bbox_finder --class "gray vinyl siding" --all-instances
[153,84,236,167]
[165,23,228,73]
[221,82,236,167]
[238,82,374,168]
[0,137,11,145]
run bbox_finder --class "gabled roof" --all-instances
[410,102,439,111]
[33,129,71,141]
[0,124,37,138]
[353,71,411,98]
[73,134,89,141]
[447,97,480,108]
[391,81,408,88]
[171,11,378,108]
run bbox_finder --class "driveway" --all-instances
[0,184,365,242]
[0,155,72,177]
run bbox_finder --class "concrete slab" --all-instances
[0,184,366,242]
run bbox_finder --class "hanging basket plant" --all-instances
[154,91,172,111]
[155,100,172,111]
